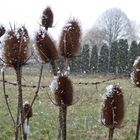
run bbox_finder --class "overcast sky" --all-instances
[0,0,140,40]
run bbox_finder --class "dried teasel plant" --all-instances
[131,57,140,87]
[41,6,53,30]
[131,57,140,140]
[0,25,5,37]
[100,84,124,140]
[3,26,29,69]
[50,75,74,140]
[35,28,58,75]
[59,18,81,59]
[50,75,74,106]
[2,25,30,140]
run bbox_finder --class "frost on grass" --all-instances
[49,76,58,94]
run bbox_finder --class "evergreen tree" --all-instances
[69,56,82,73]
[137,42,140,56]
[118,39,128,74]
[90,45,98,73]
[109,41,119,74]
[128,41,138,73]
[81,44,90,73]
[98,44,109,73]
[56,58,64,72]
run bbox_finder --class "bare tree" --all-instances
[84,8,139,49]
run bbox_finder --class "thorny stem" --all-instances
[15,66,25,140]
[2,70,16,126]
[46,90,58,106]
[57,102,67,140]
[0,57,6,63]
[64,58,69,74]
[50,60,57,76]
[30,64,43,107]
[18,64,43,128]
[61,102,67,140]
[135,103,140,140]
[108,127,114,140]
[57,107,62,140]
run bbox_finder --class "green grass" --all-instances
[0,67,140,140]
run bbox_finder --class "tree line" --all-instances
[57,39,140,76]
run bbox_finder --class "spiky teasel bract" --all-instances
[131,57,140,87]
[23,101,33,119]
[35,29,58,63]
[3,26,29,69]
[59,18,81,58]
[0,25,5,37]
[54,75,73,106]
[100,84,124,129]
[41,7,53,30]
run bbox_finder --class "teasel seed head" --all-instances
[2,26,29,69]
[41,7,53,30]
[0,25,5,37]
[23,101,33,119]
[131,57,140,87]
[100,84,124,129]
[52,75,73,106]
[59,18,81,58]
[35,29,58,63]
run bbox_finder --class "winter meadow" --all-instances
[0,6,140,140]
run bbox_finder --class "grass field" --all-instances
[0,66,140,140]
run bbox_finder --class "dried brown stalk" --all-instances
[2,69,16,126]
[3,26,29,140]
[135,103,140,140]
[53,75,73,140]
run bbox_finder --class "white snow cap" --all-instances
[24,101,29,105]
[105,85,114,97]
[49,76,58,94]
[133,56,140,67]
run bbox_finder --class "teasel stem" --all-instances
[108,127,114,140]
[135,103,140,140]
[63,58,69,75]
[61,102,67,140]
[50,60,57,76]
[57,107,62,140]
[15,66,22,140]
[2,69,16,126]
[15,66,26,140]
[17,65,43,130]
[57,101,67,140]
